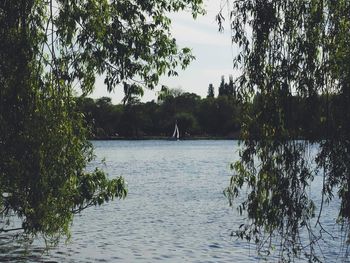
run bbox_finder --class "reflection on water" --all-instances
[0,140,345,262]
[0,234,52,262]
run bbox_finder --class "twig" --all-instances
[0,227,23,233]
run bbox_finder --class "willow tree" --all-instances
[0,0,203,242]
[222,0,350,261]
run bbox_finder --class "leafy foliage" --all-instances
[0,0,204,242]
[222,0,350,261]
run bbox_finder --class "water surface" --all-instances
[0,140,346,262]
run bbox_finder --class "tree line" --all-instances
[77,77,241,139]
[77,76,344,140]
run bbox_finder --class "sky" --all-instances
[89,0,238,104]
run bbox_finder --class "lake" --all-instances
[0,140,346,262]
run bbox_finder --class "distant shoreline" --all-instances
[90,136,240,141]
[89,135,313,141]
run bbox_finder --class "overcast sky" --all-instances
[89,0,237,103]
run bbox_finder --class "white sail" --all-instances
[175,124,179,139]
[172,124,177,137]
[172,123,180,139]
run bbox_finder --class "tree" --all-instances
[215,96,239,135]
[175,112,199,135]
[218,75,235,97]
[218,75,226,96]
[93,97,122,137]
[0,0,204,243]
[198,97,220,135]
[207,83,215,98]
[157,86,184,103]
[227,75,235,98]
[222,1,350,261]
[175,92,201,113]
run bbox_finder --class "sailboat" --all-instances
[171,121,180,140]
